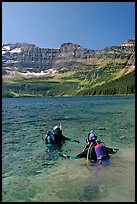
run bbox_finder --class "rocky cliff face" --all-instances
[2,43,59,71]
[2,39,135,73]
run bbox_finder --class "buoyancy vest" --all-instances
[94,143,107,159]
[53,129,64,144]
[45,131,64,144]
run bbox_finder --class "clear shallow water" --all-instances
[2,96,135,202]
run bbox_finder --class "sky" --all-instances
[2,2,135,50]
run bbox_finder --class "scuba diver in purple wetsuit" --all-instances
[63,129,118,164]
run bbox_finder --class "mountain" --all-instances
[2,39,135,97]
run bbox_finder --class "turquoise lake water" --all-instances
[2,95,135,202]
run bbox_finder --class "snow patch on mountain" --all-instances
[10,48,21,53]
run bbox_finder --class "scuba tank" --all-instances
[45,131,55,144]
[94,142,108,159]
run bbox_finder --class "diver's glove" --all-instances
[62,154,77,159]
[69,155,77,159]
[66,155,77,159]
[113,148,119,154]
[73,140,80,143]
[61,154,70,159]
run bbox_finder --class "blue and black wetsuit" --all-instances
[44,129,79,146]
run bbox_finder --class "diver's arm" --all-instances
[63,135,80,143]
[75,148,88,158]
[105,147,119,154]
[64,148,88,159]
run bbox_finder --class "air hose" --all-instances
[86,142,93,165]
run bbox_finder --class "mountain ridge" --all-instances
[2,39,135,75]
[2,39,135,97]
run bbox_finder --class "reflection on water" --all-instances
[2,96,135,202]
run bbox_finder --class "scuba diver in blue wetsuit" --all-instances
[63,129,118,163]
[43,125,80,147]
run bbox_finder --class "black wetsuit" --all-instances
[66,143,118,160]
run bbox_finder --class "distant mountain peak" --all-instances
[60,42,81,50]
[119,39,135,47]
